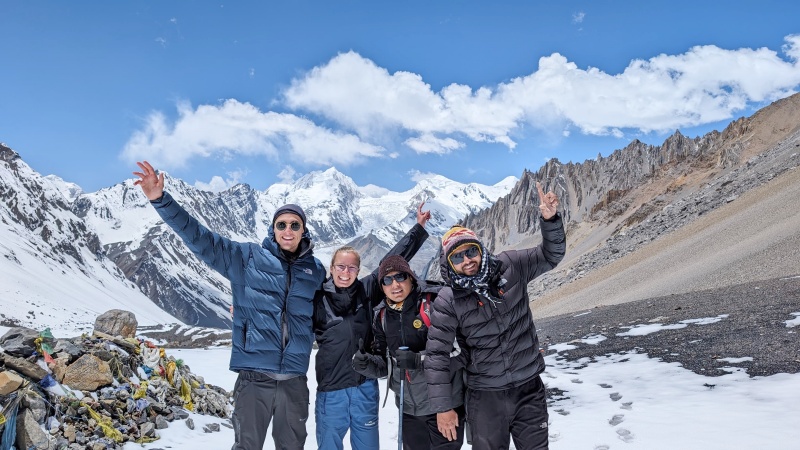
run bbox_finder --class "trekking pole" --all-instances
[398,346,408,450]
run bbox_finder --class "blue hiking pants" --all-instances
[315,378,380,450]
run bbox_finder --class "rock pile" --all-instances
[0,310,232,449]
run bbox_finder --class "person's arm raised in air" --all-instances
[362,201,431,307]
[133,160,247,282]
[505,181,566,283]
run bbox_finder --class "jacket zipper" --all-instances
[280,263,293,372]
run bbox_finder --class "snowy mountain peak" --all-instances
[43,174,84,203]
[2,141,515,328]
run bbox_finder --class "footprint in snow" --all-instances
[617,428,635,443]
[621,402,633,410]
[609,392,622,401]
[554,409,570,416]
[571,378,583,384]
[594,446,610,450]
[608,414,624,426]
[598,383,613,388]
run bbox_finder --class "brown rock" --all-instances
[62,354,113,391]
[0,370,24,394]
[93,309,138,339]
[0,353,47,381]
[48,355,69,383]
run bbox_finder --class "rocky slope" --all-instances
[453,93,800,316]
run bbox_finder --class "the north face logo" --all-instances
[303,268,313,275]
[539,421,548,429]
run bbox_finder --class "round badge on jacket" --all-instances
[413,319,422,329]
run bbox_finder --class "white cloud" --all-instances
[277,166,297,183]
[404,134,464,154]
[282,38,800,147]
[194,169,247,192]
[501,37,800,135]
[573,12,585,24]
[282,51,521,151]
[194,176,232,192]
[121,99,385,170]
[125,37,800,168]
[408,170,438,183]
[783,34,800,61]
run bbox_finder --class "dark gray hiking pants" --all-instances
[231,370,310,450]
[466,375,549,450]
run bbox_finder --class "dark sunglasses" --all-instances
[275,221,302,232]
[381,272,410,286]
[448,245,481,265]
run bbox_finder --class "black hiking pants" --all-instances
[466,375,549,450]
[231,370,309,450]
[401,405,465,450]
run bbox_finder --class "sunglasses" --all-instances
[381,272,410,286]
[275,221,302,232]
[448,245,481,266]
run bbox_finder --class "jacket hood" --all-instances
[321,277,363,316]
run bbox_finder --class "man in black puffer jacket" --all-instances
[425,182,565,450]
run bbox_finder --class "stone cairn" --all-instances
[0,310,232,449]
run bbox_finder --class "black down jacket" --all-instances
[424,214,565,413]
[312,223,428,392]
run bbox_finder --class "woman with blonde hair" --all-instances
[312,202,431,450]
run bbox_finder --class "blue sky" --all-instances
[2,1,800,193]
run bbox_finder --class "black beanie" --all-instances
[272,204,307,228]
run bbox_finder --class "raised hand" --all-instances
[416,200,432,227]
[133,161,165,201]
[536,181,559,220]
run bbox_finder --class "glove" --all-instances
[352,339,371,373]
[395,348,421,370]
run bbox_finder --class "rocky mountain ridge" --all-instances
[453,93,800,315]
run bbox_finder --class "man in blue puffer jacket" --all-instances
[133,161,326,450]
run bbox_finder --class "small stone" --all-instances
[155,415,169,429]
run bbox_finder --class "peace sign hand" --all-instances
[133,160,165,201]
[537,181,559,220]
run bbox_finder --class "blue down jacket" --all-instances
[151,192,325,375]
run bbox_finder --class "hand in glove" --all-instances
[395,348,422,370]
[352,339,371,373]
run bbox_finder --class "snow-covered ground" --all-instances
[119,313,800,450]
